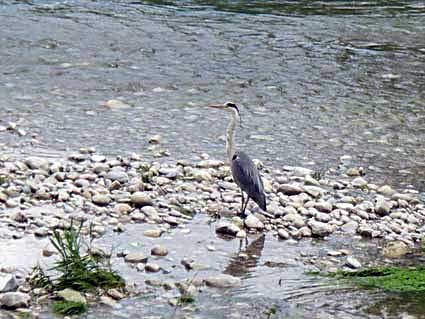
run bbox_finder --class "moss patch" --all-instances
[53,300,88,316]
[332,266,425,293]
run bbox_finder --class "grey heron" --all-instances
[208,102,266,218]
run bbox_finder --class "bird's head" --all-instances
[207,102,241,124]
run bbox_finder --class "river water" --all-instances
[1,1,425,318]
[1,0,425,189]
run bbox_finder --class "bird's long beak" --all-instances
[207,104,226,109]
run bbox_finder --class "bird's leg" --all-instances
[240,197,250,219]
[239,190,245,216]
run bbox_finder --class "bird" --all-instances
[207,102,266,218]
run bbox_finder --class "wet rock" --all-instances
[215,221,240,236]
[105,99,131,110]
[375,196,391,216]
[148,135,161,144]
[277,184,303,196]
[145,263,161,272]
[236,230,247,238]
[0,292,30,309]
[204,274,241,288]
[151,245,168,257]
[106,170,128,183]
[92,194,111,206]
[346,168,361,176]
[278,229,289,239]
[163,216,179,226]
[283,213,305,228]
[244,214,264,230]
[131,192,153,207]
[341,221,359,234]
[345,256,362,269]
[25,157,49,171]
[392,193,416,203]
[307,220,333,237]
[378,185,396,197]
[383,241,409,258]
[351,177,367,188]
[124,252,148,263]
[315,212,331,223]
[143,229,163,238]
[314,201,332,213]
[100,295,121,308]
[58,288,86,304]
[0,274,18,293]
[107,288,125,300]
[303,186,323,198]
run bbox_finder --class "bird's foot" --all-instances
[237,211,248,219]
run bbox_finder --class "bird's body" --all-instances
[208,102,266,218]
[231,151,266,211]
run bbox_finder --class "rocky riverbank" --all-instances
[0,150,424,315]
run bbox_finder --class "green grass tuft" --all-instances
[178,294,195,305]
[0,175,8,185]
[29,220,125,315]
[53,300,88,316]
[332,266,425,293]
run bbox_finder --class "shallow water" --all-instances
[1,0,425,190]
[2,213,425,319]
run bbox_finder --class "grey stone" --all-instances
[345,256,362,269]
[124,252,148,263]
[92,194,111,206]
[375,196,391,216]
[314,201,332,213]
[378,185,396,197]
[25,157,49,171]
[145,263,161,272]
[215,222,240,236]
[58,288,86,304]
[383,241,409,258]
[151,245,168,256]
[131,192,153,207]
[283,213,305,228]
[204,274,241,288]
[0,274,18,293]
[277,229,289,239]
[106,170,128,183]
[244,214,264,230]
[341,221,359,234]
[351,177,367,188]
[307,220,333,237]
[0,292,30,309]
[143,229,163,238]
[277,184,303,196]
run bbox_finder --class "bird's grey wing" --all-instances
[231,151,266,210]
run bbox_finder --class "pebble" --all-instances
[204,274,241,288]
[0,274,18,293]
[0,292,30,309]
[57,288,86,304]
[215,222,240,236]
[383,241,409,258]
[131,192,153,207]
[124,252,148,263]
[151,245,168,256]
[92,194,111,206]
[143,229,163,238]
[278,229,289,239]
[345,256,362,269]
[145,263,161,272]
[375,196,391,216]
[106,170,129,183]
[277,184,303,195]
[308,220,333,237]
[244,214,264,230]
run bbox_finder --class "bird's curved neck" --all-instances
[226,108,239,162]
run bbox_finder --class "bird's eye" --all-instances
[232,154,238,160]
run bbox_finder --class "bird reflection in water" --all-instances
[223,234,265,278]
